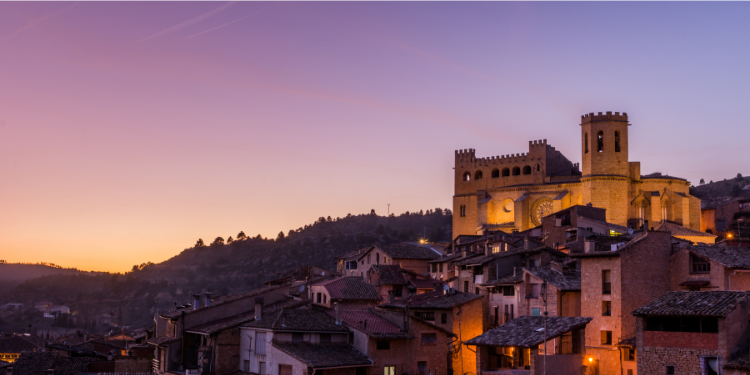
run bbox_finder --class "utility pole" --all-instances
[387,203,390,216]
[542,279,548,375]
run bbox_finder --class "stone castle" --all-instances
[452,111,701,237]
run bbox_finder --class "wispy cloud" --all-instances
[0,2,78,42]
[185,3,279,40]
[134,2,235,44]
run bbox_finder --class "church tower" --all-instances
[580,112,631,226]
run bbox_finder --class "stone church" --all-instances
[452,111,701,238]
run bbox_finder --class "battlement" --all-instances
[529,139,548,148]
[581,111,628,124]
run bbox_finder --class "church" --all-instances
[452,111,701,238]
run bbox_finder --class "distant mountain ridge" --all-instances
[0,263,85,283]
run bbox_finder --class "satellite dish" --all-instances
[321,271,325,276]
[443,285,449,291]
[628,229,634,235]
[298,285,305,293]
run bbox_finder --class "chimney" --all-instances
[388,291,395,304]
[192,294,200,310]
[334,303,342,325]
[254,298,264,321]
[204,293,212,307]
[524,238,530,250]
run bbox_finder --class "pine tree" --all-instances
[195,238,205,247]
[277,231,285,240]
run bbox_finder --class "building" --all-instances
[355,244,441,276]
[1,351,90,375]
[0,336,45,364]
[671,245,750,291]
[538,205,630,252]
[465,316,592,375]
[701,197,750,235]
[308,277,382,310]
[452,112,702,237]
[633,291,750,375]
[519,263,581,318]
[654,221,717,245]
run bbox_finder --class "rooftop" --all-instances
[683,245,750,269]
[330,310,413,339]
[160,283,290,319]
[186,298,308,335]
[8,352,90,375]
[725,350,750,371]
[380,290,482,310]
[655,221,717,239]
[242,307,349,332]
[315,277,381,301]
[632,291,749,317]
[0,335,44,354]
[360,243,441,261]
[464,316,592,348]
[271,342,372,368]
[524,266,581,291]
[481,272,523,287]
[369,265,409,286]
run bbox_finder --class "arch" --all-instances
[522,165,532,175]
[491,169,500,178]
[512,167,521,176]
[584,133,589,154]
[502,168,510,177]
[475,170,483,180]
[615,131,621,153]
[597,131,604,152]
[463,171,471,182]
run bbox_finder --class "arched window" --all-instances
[615,131,621,152]
[502,168,510,177]
[536,163,541,172]
[584,133,589,154]
[491,169,500,178]
[597,131,604,152]
[475,171,483,180]
[463,172,471,181]
[522,165,531,175]
[512,167,521,176]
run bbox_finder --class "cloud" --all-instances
[0,2,78,42]
[134,2,235,44]
[185,3,279,40]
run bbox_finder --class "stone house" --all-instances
[309,277,381,310]
[519,262,581,319]
[671,245,750,291]
[355,244,441,276]
[379,290,483,375]
[701,197,750,235]
[428,252,480,285]
[335,248,370,277]
[633,291,750,375]
[366,266,438,302]
[465,316,592,375]
[539,205,630,252]
[481,272,523,328]
[240,305,372,375]
[570,230,673,375]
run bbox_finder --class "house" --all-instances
[239,304,372,375]
[701,197,750,235]
[2,303,23,311]
[465,316,592,375]
[481,271,523,327]
[671,245,750,291]
[0,335,45,363]
[570,230,673,375]
[355,243,441,276]
[633,291,750,375]
[34,302,52,311]
[380,290,483,375]
[335,248,370,277]
[366,265,411,301]
[519,262,581,318]
[654,221,717,245]
[428,252,481,284]
[1,351,90,375]
[539,205,630,252]
[333,308,452,375]
[308,277,381,310]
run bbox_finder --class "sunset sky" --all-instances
[1,2,749,272]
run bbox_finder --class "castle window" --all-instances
[585,133,589,154]
[502,168,510,177]
[522,165,531,175]
[463,172,471,181]
[597,131,603,152]
[512,167,520,176]
[460,205,466,217]
[536,163,541,172]
[475,170,483,180]
[615,131,621,152]
[491,169,500,178]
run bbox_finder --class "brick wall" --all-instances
[643,331,718,350]
[453,298,484,375]
[637,346,721,375]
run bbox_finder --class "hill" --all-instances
[0,263,84,283]
[691,174,750,208]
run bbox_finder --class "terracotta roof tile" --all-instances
[361,244,441,261]
[243,307,349,332]
[684,245,750,269]
[369,265,409,286]
[316,277,381,301]
[9,352,90,375]
[632,291,749,317]
[655,221,717,239]
[331,310,413,339]
[465,316,592,348]
[271,342,372,368]
[0,336,44,354]
[381,290,481,310]
[524,267,581,291]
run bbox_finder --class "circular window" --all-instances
[503,199,514,213]
[531,198,554,226]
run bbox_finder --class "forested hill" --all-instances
[0,209,452,331]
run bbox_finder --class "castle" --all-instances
[452,111,701,237]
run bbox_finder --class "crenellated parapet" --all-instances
[581,111,628,124]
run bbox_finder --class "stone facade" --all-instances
[453,112,702,238]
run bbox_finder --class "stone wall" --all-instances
[637,346,721,375]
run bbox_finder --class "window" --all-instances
[512,167,520,176]
[502,168,510,177]
[376,340,390,350]
[491,169,500,178]
[259,362,266,375]
[394,286,403,297]
[316,293,321,303]
[464,281,469,293]
[522,165,531,175]
[615,131,621,152]
[585,133,589,154]
[415,311,435,321]
[527,284,540,299]
[376,253,380,264]
[510,305,514,320]
[463,172,471,181]
[691,253,710,273]
[602,301,611,316]
[601,330,612,345]
[323,294,327,304]
[475,170,483,180]
[421,333,437,345]
[431,264,437,273]
[441,313,447,324]
[279,364,292,375]
[532,308,540,316]
[475,287,479,295]
[384,366,395,375]
[597,131,603,152]
[384,256,388,264]
[368,254,371,264]
[417,362,427,375]
[645,317,718,333]
[503,286,515,296]
[243,360,250,373]
[439,263,443,273]
[627,370,633,375]
[460,205,466,217]
[319,333,331,343]
[255,332,266,355]
[493,306,499,325]
[623,348,635,361]
[666,366,675,375]
[536,163,541,172]
[292,333,304,342]
[602,270,611,295]
[705,357,719,375]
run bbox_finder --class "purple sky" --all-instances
[1,2,749,272]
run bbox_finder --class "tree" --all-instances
[288,230,295,237]
[211,237,225,246]
[737,173,744,181]
[195,238,205,247]
[237,231,246,240]
[226,236,233,244]
[277,231,285,240]
[731,183,742,197]
[700,178,705,185]
[370,209,376,215]
[375,224,386,235]
[327,216,332,222]
[428,225,445,243]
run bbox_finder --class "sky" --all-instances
[1,2,749,273]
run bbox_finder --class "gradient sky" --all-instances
[1,2,749,273]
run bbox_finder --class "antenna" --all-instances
[387,203,390,216]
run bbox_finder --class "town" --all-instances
[2,112,749,375]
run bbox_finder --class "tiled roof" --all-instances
[160,283,290,319]
[409,278,437,289]
[683,245,750,269]
[464,316,592,348]
[242,307,349,332]
[381,290,482,310]
[570,231,653,258]
[481,272,523,287]
[316,277,381,301]
[369,265,409,286]
[335,248,369,261]
[524,267,581,291]
[186,298,308,334]
[146,336,181,346]
[362,243,441,260]
[271,342,372,368]
[330,310,413,339]
[0,336,44,353]
[655,221,717,239]
[428,252,477,264]
[725,350,750,370]
[9,352,90,375]
[632,291,749,317]
[455,246,564,266]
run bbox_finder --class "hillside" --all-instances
[0,209,452,332]
[691,174,750,208]
[0,263,84,283]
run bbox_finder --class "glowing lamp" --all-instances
[588,358,593,363]
[728,233,733,238]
